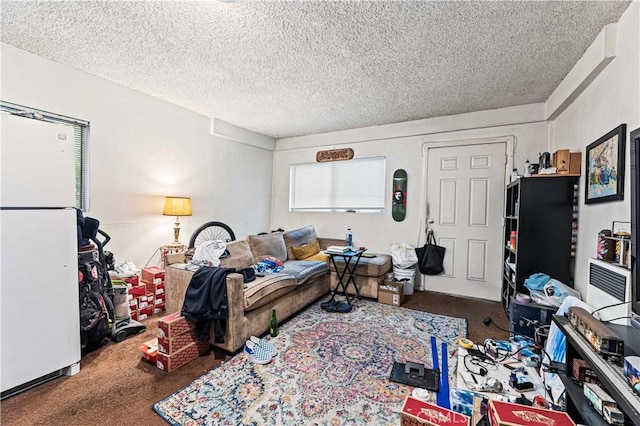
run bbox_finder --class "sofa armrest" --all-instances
[221,272,247,352]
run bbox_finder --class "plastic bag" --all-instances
[390,243,418,269]
[528,278,581,308]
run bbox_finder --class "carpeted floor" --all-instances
[153,300,466,425]
[0,290,508,425]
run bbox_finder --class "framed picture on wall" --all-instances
[585,124,626,204]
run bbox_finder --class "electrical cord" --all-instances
[590,300,631,316]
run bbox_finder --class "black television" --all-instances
[631,127,640,329]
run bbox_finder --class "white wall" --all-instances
[272,110,549,253]
[549,2,640,297]
[1,43,274,269]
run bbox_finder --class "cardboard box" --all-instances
[155,340,210,372]
[131,310,138,321]
[489,400,576,426]
[401,396,470,425]
[553,149,570,174]
[142,266,165,283]
[154,296,165,306]
[378,281,404,307]
[569,152,582,175]
[158,327,201,354]
[139,338,158,363]
[154,305,166,315]
[157,311,196,339]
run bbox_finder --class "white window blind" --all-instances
[290,157,386,212]
[1,101,90,211]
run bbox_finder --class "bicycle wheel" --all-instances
[189,221,236,249]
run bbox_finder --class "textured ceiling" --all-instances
[0,1,631,139]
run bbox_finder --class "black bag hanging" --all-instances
[416,231,446,275]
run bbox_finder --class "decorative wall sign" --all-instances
[316,148,354,162]
[585,124,626,204]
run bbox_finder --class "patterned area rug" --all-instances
[153,299,467,425]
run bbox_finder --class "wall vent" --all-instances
[587,258,631,326]
[589,261,627,300]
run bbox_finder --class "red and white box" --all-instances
[158,327,201,354]
[401,397,470,425]
[154,305,166,315]
[489,400,576,426]
[129,298,138,311]
[131,310,139,321]
[156,340,209,372]
[138,306,154,320]
[154,296,165,306]
[124,275,139,287]
[145,282,165,296]
[157,311,196,339]
[142,266,165,284]
[139,338,158,363]
[129,285,146,298]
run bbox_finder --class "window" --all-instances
[290,157,386,213]
[1,101,89,210]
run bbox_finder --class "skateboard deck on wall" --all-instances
[392,169,407,222]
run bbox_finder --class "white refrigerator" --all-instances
[1,113,81,397]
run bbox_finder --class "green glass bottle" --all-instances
[269,309,278,337]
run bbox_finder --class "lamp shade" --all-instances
[163,196,192,216]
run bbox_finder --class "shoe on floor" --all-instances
[321,299,338,310]
[325,300,352,313]
[244,340,272,364]
[249,336,279,357]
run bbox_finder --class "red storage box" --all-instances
[138,306,154,321]
[129,285,146,297]
[158,327,200,355]
[489,400,576,426]
[155,340,209,372]
[145,282,165,296]
[124,275,139,286]
[157,311,196,339]
[142,266,165,284]
[401,396,470,425]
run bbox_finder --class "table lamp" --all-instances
[163,196,192,245]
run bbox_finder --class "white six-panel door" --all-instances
[424,141,506,301]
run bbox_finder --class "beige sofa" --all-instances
[165,225,333,353]
[165,225,394,353]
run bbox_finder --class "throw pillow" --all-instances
[292,240,320,260]
[248,232,287,262]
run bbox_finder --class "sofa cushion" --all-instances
[283,225,318,260]
[291,239,320,260]
[219,239,255,270]
[331,254,392,277]
[281,260,329,286]
[243,273,297,311]
[248,232,287,262]
[302,252,330,264]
